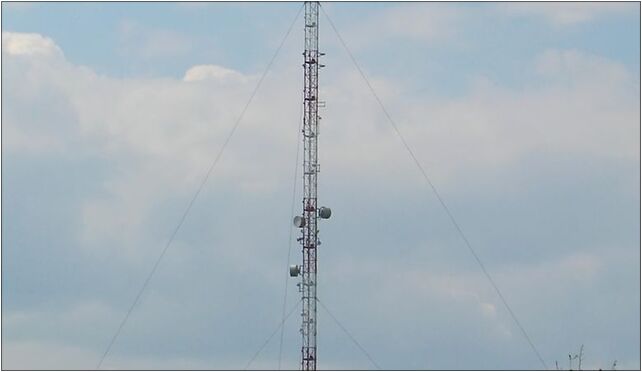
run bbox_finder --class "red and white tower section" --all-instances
[290,2,330,370]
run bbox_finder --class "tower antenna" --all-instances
[290,2,330,370]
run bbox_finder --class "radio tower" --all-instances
[290,1,330,370]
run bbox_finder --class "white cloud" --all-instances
[334,3,462,50]
[535,49,632,83]
[2,341,99,370]
[6,30,636,200]
[183,64,248,82]
[497,2,637,26]
[422,53,634,183]
[2,122,66,153]
[2,32,62,57]
[1,339,221,370]
[2,31,303,263]
[6,30,636,259]
[315,49,639,195]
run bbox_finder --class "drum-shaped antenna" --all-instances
[318,207,331,219]
[293,215,306,228]
[289,265,300,277]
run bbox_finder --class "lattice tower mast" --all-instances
[301,1,320,370]
[300,2,323,370]
[290,2,329,369]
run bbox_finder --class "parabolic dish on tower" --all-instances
[293,215,306,228]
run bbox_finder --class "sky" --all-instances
[1,1,640,370]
